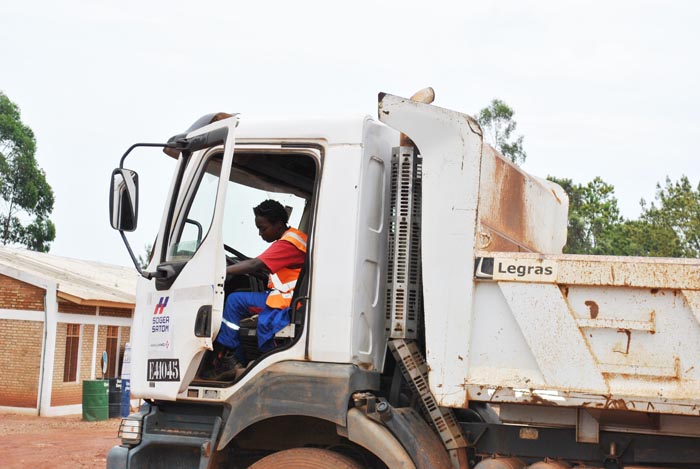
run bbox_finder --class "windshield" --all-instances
[223,184,306,257]
[167,154,221,261]
[165,147,317,263]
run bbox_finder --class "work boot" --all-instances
[201,349,243,381]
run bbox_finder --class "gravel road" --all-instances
[0,413,120,468]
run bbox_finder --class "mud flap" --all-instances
[351,395,452,469]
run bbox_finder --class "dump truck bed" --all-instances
[467,251,700,416]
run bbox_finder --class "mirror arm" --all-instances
[120,231,162,280]
[119,142,180,168]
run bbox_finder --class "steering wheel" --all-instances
[224,244,250,261]
[223,244,268,282]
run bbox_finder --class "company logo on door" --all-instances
[153,296,169,315]
[150,296,173,350]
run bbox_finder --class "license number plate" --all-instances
[147,359,180,381]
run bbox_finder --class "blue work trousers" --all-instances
[215,291,291,360]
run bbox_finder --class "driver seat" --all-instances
[238,261,308,363]
[226,201,312,372]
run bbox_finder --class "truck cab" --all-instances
[109,107,410,467]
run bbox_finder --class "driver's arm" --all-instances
[226,258,267,276]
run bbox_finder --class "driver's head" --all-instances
[253,200,289,243]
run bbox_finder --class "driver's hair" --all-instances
[253,199,289,225]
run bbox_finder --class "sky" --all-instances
[1,0,698,266]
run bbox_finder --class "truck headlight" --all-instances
[118,417,143,445]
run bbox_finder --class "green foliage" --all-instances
[640,176,700,257]
[550,174,697,258]
[602,220,682,258]
[138,243,153,269]
[476,99,527,165]
[0,91,55,252]
[547,176,623,255]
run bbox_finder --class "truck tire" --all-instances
[249,448,363,469]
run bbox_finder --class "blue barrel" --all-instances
[120,379,131,417]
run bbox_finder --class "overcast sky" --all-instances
[1,0,698,266]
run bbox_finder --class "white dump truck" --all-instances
[107,90,700,469]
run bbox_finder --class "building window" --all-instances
[63,324,80,382]
[106,326,120,378]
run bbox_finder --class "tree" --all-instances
[0,92,55,252]
[602,219,682,258]
[640,175,700,257]
[548,176,623,254]
[549,174,698,258]
[138,243,153,269]
[476,99,527,165]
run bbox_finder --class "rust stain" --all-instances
[614,328,632,355]
[550,188,562,204]
[527,394,558,406]
[674,356,682,379]
[481,155,528,252]
[560,285,569,298]
[479,224,533,252]
[477,232,493,249]
[604,397,629,410]
[585,300,599,319]
[650,288,659,294]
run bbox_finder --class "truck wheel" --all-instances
[249,447,362,469]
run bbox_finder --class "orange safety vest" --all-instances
[266,227,308,309]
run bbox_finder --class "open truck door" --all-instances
[111,115,239,400]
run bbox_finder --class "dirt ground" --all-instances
[0,413,121,468]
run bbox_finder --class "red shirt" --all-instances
[257,239,306,274]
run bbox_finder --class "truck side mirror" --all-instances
[110,168,139,232]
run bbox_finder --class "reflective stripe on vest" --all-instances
[282,229,307,251]
[266,290,295,309]
[280,228,306,253]
[269,273,298,293]
[265,227,308,309]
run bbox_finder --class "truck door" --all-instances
[130,117,238,400]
